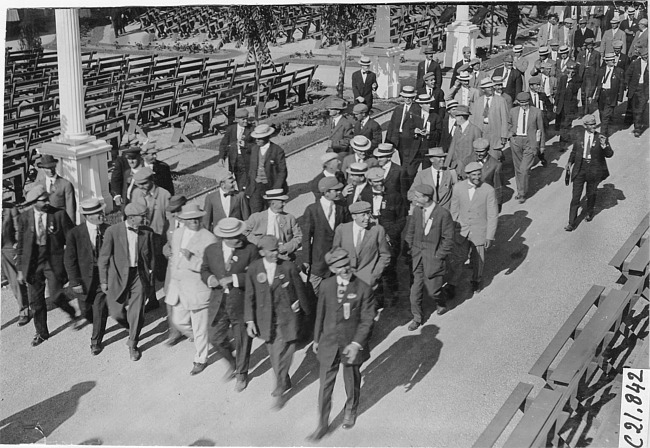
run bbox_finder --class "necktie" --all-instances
[37,213,46,246]
[427,87,432,96]
[422,209,428,228]
[49,179,55,193]
[399,105,409,132]
[521,109,527,135]
[586,51,590,62]
[355,228,363,252]
[604,68,612,84]
[483,97,490,118]
[95,228,103,260]
[435,170,441,202]
[585,133,592,159]
[327,203,334,228]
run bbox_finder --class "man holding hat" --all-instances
[577,38,602,114]
[98,202,156,361]
[404,183,455,329]
[509,92,545,203]
[386,85,422,172]
[246,124,288,213]
[374,143,408,199]
[341,135,378,179]
[327,98,355,154]
[416,45,443,93]
[310,153,346,201]
[574,16,595,57]
[141,144,174,196]
[445,105,483,174]
[417,71,446,116]
[245,235,311,407]
[538,13,560,47]
[469,78,509,162]
[555,61,582,146]
[593,53,625,136]
[218,108,253,190]
[352,104,382,151]
[110,146,144,209]
[492,54,523,102]
[624,47,649,137]
[333,201,390,296]
[601,16,627,55]
[409,148,457,210]
[342,162,373,206]
[16,184,77,347]
[564,114,614,231]
[244,189,302,261]
[450,162,498,293]
[613,40,631,71]
[512,45,529,77]
[202,217,260,390]
[302,178,351,296]
[440,99,460,154]
[446,70,479,106]
[451,46,472,88]
[307,247,375,441]
[64,198,111,355]
[461,139,504,209]
[203,167,250,232]
[351,56,378,112]
[35,154,76,222]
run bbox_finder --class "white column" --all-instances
[444,6,480,68]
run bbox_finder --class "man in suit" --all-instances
[409,147,458,211]
[621,6,641,52]
[36,155,76,223]
[417,71,446,117]
[593,53,626,137]
[558,17,576,55]
[203,167,250,232]
[577,38,602,114]
[446,71,479,107]
[130,167,170,237]
[302,178,351,296]
[416,44,443,93]
[512,45,530,80]
[574,16,595,57]
[162,194,186,345]
[491,77,513,111]
[164,203,218,375]
[352,104,382,151]
[342,162,373,206]
[440,100,459,154]
[309,153,346,201]
[509,92,545,203]
[202,217,259,391]
[549,40,561,61]
[98,202,156,361]
[625,47,649,137]
[217,108,253,190]
[2,201,30,326]
[415,93,443,153]
[556,45,578,77]
[460,139,504,210]
[628,18,648,58]
[404,183,454,330]
[246,124,288,213]
[307,247,375,441]
[468,78,510,163]
[385,85,422,174]
[64,198,110,356]
[528,76,554,129]
[468,60,489,89]
[450,46,472,88]
[244,189,302,262]
[537,13,560,47]
[340,135,378,179]
[332,201,390,295]
[16,185,77,347]
[564,114,614,231]
[531,47,558,78]
[493,54,523,102]
[245,235,311,407]
[326,97,355,154]
[555,61,582,148]
[141,145,174,196]
[374,143,408,200]
[110,146,144,209]
[539,61,559,104]
[445,105,483,174]
[601,17,627,55]
[506,4,520,46]
[450,162,498,293]
[351,56,378,113]
[613,40,631,72]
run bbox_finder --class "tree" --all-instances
[320,6,375,98]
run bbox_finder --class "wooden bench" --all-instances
[610,213,650,276]
[502,388,565,448]
[291,65,317,104]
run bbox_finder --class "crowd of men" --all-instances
[1,2,647,441]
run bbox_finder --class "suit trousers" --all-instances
[212,295,252,375]
[317,349,361,427]
[409,258,445,323]
[76,267,109,346]
[632,94,649,131]
[598,91,616,136]
[248,182,270,214]
[454,235,486,283]
[266,330,295,392]
[232,154,249,190]
[107,267,145,347]
[27,246,76,338]
[1,247,29,317]
[510,136,536,198]
[172,299,218,364]
[569,163,600,225]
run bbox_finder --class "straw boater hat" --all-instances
[603,52,616,61]
[446,99,459,110]
[458,71,471,82]
[513,44,524,53]
[36,154,58,168]
[373,142,395,158]
[359,56,372,66]
[347,162,369,175]
[399,85,417,98]
[610,16,620,24]
[80,198,106,215]
[559,45,570,55]
[213,217,247,238]
[350,135,372,152]
[263,189,289,201]
[415,94,435,104]
[479,78,495,88]
[250,124,275,139]
[178,203,206,220]
[538,46,550,56]
[124,202,147,216]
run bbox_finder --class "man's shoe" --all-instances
[564,224,575,232]
[144,299,160,312]
[129,346,142,361]
[17,315,31,327]
[444,284,456,299]
[91,344,103,356]
[471,281,483,293]
[31,334,48,347]
[634,130,642,138]
[517,197,526,204]
[71,317,85,331]
[436,306,449,316]
[271,386,286,397]
[235,374,248,392]
[585,214,594,222]
[307,425,329,442]
[407,321,421,331]
[342,413,357,430]
[190,362,207,376]
[166,334,184,346]
[223,361,236,382]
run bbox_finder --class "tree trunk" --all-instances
[337,37,346,98]
[253,50,261,119]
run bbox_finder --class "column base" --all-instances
[39,138,114,222]
[444,21,480,69]
[362,44,404,99]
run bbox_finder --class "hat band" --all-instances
[82,204,104,214]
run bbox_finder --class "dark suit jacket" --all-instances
[314,275,375,366]
[97,222,155,304]
[16,206,74,283]
[385,103,423,156]
[577,49,602,97]
[440,114,455,152]
[38,175,76,222]
[345,182,373,207]
[573,27,595,51]
[372,191,407,244]
[110,155,134,202]
[555,74,582,114]
[568,129,614,182]
[302,201,351,278]
[417,111,443,150]
[450,59,471,88]
[218,123,253,172]
[351,70,377,110]
[64,222,110,294]
[2,205,20,249]
[416,86,446,116]
[310,171,347,200]
[149,160,175,196]
[492,66,523,101]
[246,142,288,194]
[416,59,443,92]
[244,258,311,342]
[200,240,259,318]
[625,57,650,98]
[202,190,250,232]
[446,121,483,171]
[594,66,625,105]
[353,118,382,151]
[330,116,355,153]
[382,162,408,200]
[405,204,454,279]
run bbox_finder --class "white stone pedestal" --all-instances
[39,139,114,222]
[362,44,404,99]
[444,21,480,68]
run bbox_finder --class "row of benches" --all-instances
[474,213,649,447]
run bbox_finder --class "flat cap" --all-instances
[123,146,142,159]
[454,105,471,116]
[584,37,595,44]
[349,201,371,214]
[423,71,437,81]
[613,40,624,49]
[470,58,481,65]
[365,167,385,181]
[516,91,531,103]
[583,114,597,125]
[327,97,347,110]
[324,247,350,268]
[413,183,435,197]
[472,138,489,150]
[528,75,542,84]
[235,108,249,118]
[133,167,154,182]
[258,235,279,251]
[352,103,369,114]
[124,202,147,216]
[541,60,554,68]
[318,177,344,193]
[320,152,340,165]
[464,161,483,173]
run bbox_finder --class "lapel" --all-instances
[316,201,332,230]
[116,222,128,259]
[271,261,284,291]
[80,222,93,254]
[264,144,275,169]
[213,191,226,218]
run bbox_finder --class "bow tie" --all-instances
[223,191,237,197]
[373,192,383,197]
[468,183,477,190]
[127,226,139,234]
[337,279,349,287]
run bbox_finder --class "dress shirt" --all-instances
[641,59,648,84]
[382,162,392,179]
[430,167,442,187]
[323,170,335,177]
[220,189,231,217]
[266,209,280,237]
[320,196,336,229]
[259,142,270,158]
[448,117,457,135]
[603,67,613,89]
[125,221,138,267]
[361,71,367,84]
[237,124,245,141]
[262,259,276,284]
[372,191,383,215]
[180,227,197,250]
[360,117,369,128]
[502,69,510,87]
[583,132,593,159]
[33,208,47,245]
[458,120,469,134]
[399,104,410,132]
[352,221,365,247]
[467,180,477,201]
[332,115,341,128]
[422,202,436,235]
[352,182,366,203]
[45,176,56,193]
[86,221,98,249]
[222,241,239,289]
[541,74,551,97]
[517,108,529,135]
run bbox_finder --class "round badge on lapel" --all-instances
[232,256,238,262]
[257,272,267,283]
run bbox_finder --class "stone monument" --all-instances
[444,5,480,68]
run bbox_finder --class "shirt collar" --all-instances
[260,142,270,152]
[337,276,349,286]
[86,221,98,232]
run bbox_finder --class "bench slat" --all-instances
[629,238,650,276]
[609,213,650,270]
[503,388,564,448]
